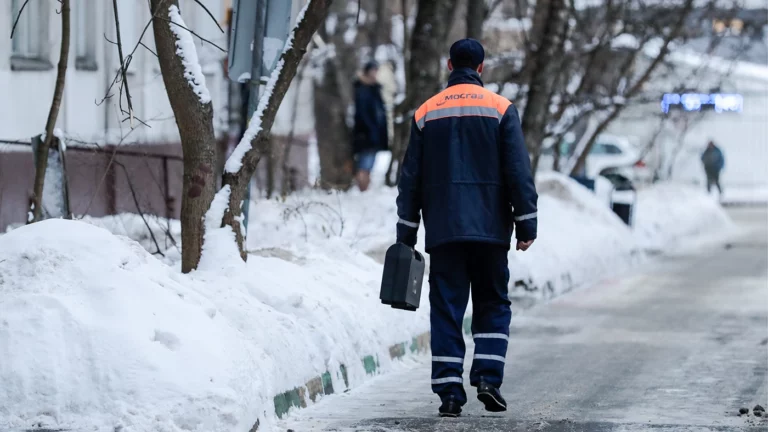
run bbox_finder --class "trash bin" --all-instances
[380,243,425,311]
[570,175,596,191]
[603,173,636,226]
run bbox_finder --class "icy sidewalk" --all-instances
[0,175,732,432]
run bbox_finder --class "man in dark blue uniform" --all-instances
[395,39,538,417]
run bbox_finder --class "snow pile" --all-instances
[511,173,640,294]
[80,214,181,255]
[633,182,734,251]
[243,172,730,299]
[721,185,768,205]
[0,172,733,432]
[168,5,211,104]
[0,221,254,432]
[0,218,428,432]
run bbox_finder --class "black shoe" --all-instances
[477,381,507,412]
[438,395,462,417]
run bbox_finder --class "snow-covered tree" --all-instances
[149,0,333,268]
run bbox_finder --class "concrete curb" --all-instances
[271,331,432,421]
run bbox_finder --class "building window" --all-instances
[10,0,51,70]
[74,0,97,70]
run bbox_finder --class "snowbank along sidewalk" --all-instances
[0,174,732,432]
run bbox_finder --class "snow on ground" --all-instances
[0,220,428,432]
[79,214,181,257]
[0,167,733,432]
[633,182,735,252]
[721,184,768,205]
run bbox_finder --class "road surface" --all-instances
[280,207,768,432]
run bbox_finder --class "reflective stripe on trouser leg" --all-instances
[467,244,512,388]
[429,243,471,404]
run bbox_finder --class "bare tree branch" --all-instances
[220,0,335,260]
[357,0,362,24]
[155,16,226,52]
[9,0,30,40]
[97,6,160,113]
[191,0,224,33]
[140,41,158,57]
[568,0,696,175]
[112,0,134,123]
[113,159,166,257]
[282,56,311,196]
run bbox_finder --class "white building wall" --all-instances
[0,0,228,145]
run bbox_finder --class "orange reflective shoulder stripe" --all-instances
[414,103,429,130]
[415,86,515,129]
[495,95,512,118]
[420,86,505,125]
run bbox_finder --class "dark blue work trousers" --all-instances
[429,242,511,404]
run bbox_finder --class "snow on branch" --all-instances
[168,5,211,104]
[223,0,329,175]
[213,0,333,261]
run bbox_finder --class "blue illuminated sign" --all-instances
[661,93,743,114]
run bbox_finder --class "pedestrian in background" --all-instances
[352,60,389,192]
[395,39,538,417]
[701,140,725,194]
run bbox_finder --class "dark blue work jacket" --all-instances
[396,68,538,250]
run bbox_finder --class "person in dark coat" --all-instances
[701,140,725,194]
[352,60,389,191]
[395,39,538,417]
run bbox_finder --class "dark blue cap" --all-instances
[450,38,485,69]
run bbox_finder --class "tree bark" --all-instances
[281,60,309,196]
[519,0,568,176]
[465,0,488,40]
[314,58,353,190]
[30,0,70,223]
[387,0,460,185]
[314,1,359,191]
[151,0,217,273]
[369,0,391,48]
[222,0,334,260]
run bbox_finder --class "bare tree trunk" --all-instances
[313,1,358,190]
[384,0,412,186]
[465,0,488,40]
[519,0,567,176]
[369,0,390,48]
[281,62,308,196]
[387,0,460,185]
[221,0,334,260]
[314,58,353,190]
[265,138,276,199]
[151,0,217,273]
[30,0,70,223]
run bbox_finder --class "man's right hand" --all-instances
[516,240,534,251]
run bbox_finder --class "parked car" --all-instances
[538,133,653,183]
